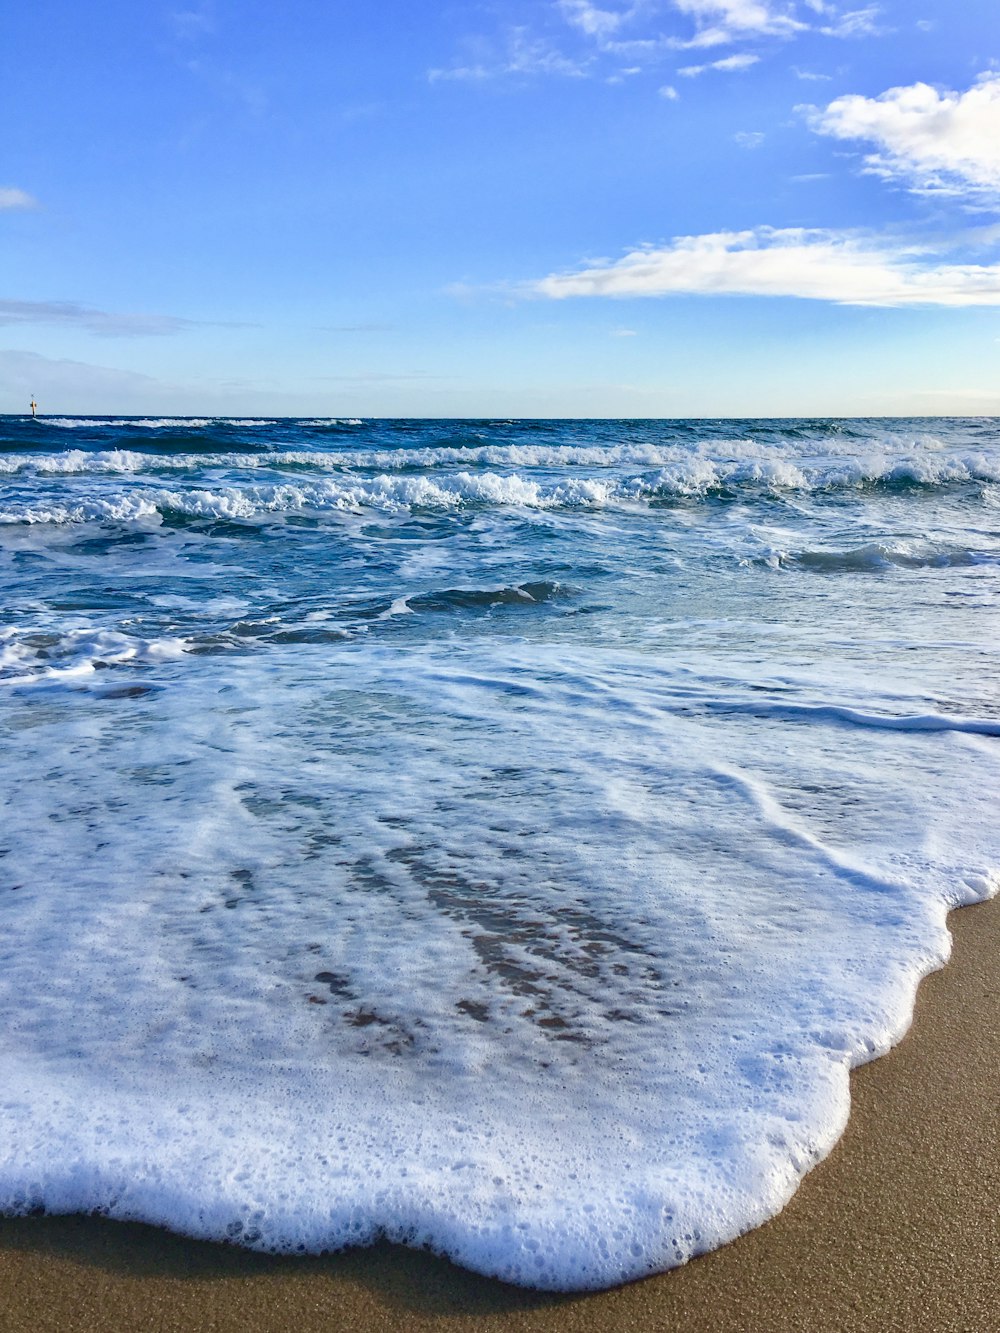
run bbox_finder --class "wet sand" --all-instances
[1,894,998,1333]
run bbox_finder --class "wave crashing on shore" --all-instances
[1,415,998,1289]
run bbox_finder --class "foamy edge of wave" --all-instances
[40,418,286,430]
[0,626,189,685]
[2,457,999,526]
[4,440,1000,488]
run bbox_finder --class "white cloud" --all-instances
[734,130,766,147]
[611,327,638,335]
[659,83,681,99]
[0,188,38,211]
[528,226,1000,306]
[433,0,877,86]
[669,1,887,48]
[437,0,805,76]
[680,51,760,75]
[809,74,1000,200]
[606,65,643,82]
[671,0,806,49]
[819,6,883,38]
[792,65,832,80]
[0,298,196,337]
[557,1,627,39]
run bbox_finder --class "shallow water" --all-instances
[1,415,998,1288]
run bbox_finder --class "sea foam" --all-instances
[1,416,998,1289]
[1,642,997,1287]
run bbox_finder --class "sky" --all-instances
[2,0,1000,417]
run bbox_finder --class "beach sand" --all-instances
[1,895,997,1333]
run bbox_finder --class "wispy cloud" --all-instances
[311,371,448,383]
[168,5,215,40]
[0,349,176,408]
[0,188,38,211]
[429,28,589,82]
[671,0,806,50]
[671,1,884,47]
[808,73,1000,201]
[0,348,301,416]
[0,299,197,337]
[735,130,766,147]
[431,0,883,87]
[680,52,760,75]
[525,226,1000,307]
[183,58,268,114]
[819,6,883,38]
[313,323,395,333]
[557,0,629,40]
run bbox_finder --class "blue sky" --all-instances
[2,0,999,416]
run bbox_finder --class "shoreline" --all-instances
[1,893,998,1332]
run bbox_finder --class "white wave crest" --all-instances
[42,417,217,430]
[4,440,999,490]
[0,472,619,523]
[4,448,1000,526]
[0,626,188,686]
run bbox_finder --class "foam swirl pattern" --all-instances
[0,415,998,1289]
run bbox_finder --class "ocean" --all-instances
[0,415,998,1290]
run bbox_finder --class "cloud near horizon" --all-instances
[0,299,198,337]
[528,226,1000,307]
[0,348,173,407]
[809,74,1000,202]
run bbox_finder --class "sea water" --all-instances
[0,415,997,1289]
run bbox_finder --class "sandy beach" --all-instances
[0,892,996,1333]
